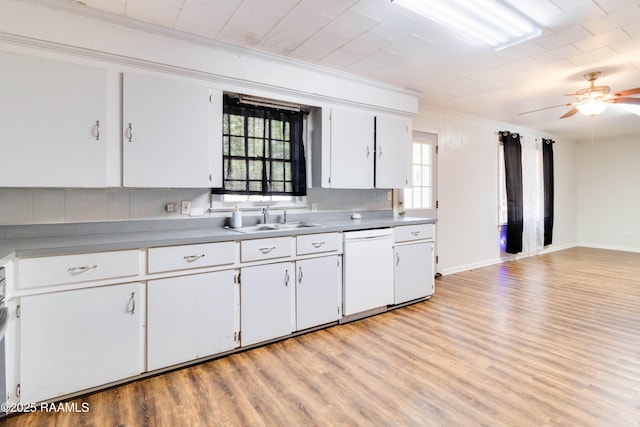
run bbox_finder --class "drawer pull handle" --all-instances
[184,254,205,262]
[68,264,97,274]
[285,269,290,287]
[298,266,303,283]
[126,123,133,142]
[410,231,421,236]
[259,246,276,254]
[311,241,326,248]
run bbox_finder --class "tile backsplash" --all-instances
[0,187,391,225]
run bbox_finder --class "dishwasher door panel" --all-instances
[343,235,393,316]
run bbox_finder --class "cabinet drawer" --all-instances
[297,233,341,255]
[241,237,291,262]
[394,224,435,243]
[148,241,235,273]
[17,250,140,289]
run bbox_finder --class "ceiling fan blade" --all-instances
[613,97,640,105]
[560,107,579,119]
[614,88,640,97]
[518,103,572,116]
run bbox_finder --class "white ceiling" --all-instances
[76,0,640,139]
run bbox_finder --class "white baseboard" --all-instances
[578,243,640,253]
[439,242,580,276]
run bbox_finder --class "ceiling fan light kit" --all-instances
[576,100,608,117]
[519,71,640,119]
[391,0,541,50]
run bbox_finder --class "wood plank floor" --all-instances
[6,247,640,426]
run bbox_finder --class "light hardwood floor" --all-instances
[5,247,640,426]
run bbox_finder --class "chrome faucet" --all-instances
[262,206,269,224]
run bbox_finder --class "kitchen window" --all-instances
[215,95,307,198]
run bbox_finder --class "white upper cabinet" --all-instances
[375,115,412,189]
[0,52,110,187]
[313,106,412,189]
[328,107,375,189]
[122,73,221,188]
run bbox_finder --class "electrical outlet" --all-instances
[387,191,392,201]
[166,202,179,212]
[181,200,191,215]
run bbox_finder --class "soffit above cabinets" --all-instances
[16,0,640,139]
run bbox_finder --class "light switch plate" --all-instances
[181,200,191,215]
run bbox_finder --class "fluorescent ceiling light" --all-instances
[391,0,541,50]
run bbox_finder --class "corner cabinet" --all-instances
[0,52,111,187]
[19,282,144,403]
[122,73,222,188]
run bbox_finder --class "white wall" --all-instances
[413,107,578,275]
[576,135,640,252]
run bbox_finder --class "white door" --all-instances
[241,262,294,346]
[0,52,109,187]
[400,131,438,272]
[394,242,434,304]
[296,256,341,331]
[19,283,144,403]
[123,73,219,188]
[329,107,374,189]
[375,115,411,189]
[147,270,238,371]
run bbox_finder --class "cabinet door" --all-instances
[0,52,108,187]
[19,283,144,403]
[329,108,374,189]
[147,270,238,371]
[123,73,220,188]
[394,242,434,304]
[375,115,411,189]
[241,262,294,346]
[296,256,341,331]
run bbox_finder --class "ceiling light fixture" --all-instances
[391,0,541,50]
[576,100,608,116]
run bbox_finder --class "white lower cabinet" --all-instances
[295,255,342,331]
[19,282,144,403]
[146,270,238,371]
[240,262,295,346]
[393,242,435,304]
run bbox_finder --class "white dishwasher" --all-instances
[343,228,394,316]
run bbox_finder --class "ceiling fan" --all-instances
[519,71,640,118]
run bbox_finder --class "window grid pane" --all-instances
[222,109,295,195]
[405,140,432,210]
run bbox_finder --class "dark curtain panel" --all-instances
[290,113,307,195]
[500,131,523,254]
[542,138,555,246]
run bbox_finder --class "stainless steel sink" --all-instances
[231,222,323,233]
